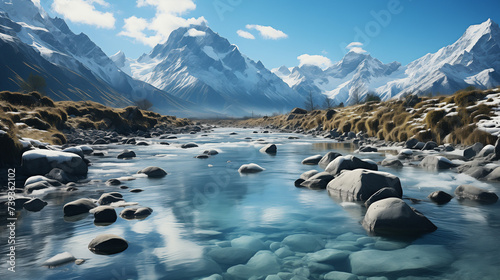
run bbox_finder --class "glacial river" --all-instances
[1,127,500,280]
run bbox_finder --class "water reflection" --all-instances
[2,128,500,279]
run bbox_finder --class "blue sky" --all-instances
[38,0,500,69]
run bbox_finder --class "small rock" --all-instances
[88,234,128,255]
[129,188,144,193]
[238,163,265,173]
[63,198,97,216]
[105,178,121,186]
[260,144,277,154]
[454,185,498,204]
[42,252,76,267]
[117,150,136,159]
[301,154,323,165]
[318,152,342,170]
[203,150,219,155]
[381,158,403,168]
[428,191,453,204]
[92,206,117,224]
[138,166,167,178]
[419,155,456,171]
[98,192,124,205]
[359,146,378,152]
[23,198,48,212]
[181,143,198,149]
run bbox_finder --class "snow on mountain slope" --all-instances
[274,19,500,105]
[377,18,500,99]
[274,51,401,105]
[118,25,305,116]
[0,0,199,117]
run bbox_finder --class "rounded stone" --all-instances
[88,234,128,255]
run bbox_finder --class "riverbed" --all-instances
[1,127,499,280]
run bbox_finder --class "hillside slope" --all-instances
[240,87,500,146]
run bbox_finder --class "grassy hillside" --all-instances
[241,87,500,146]
[0,91,191,166]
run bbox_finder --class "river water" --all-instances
[1,127,500,280]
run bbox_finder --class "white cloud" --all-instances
[297,54,333,70]
[52,0,115,29]
[346,42,368,54]
[119,0,206,47]
[237,30,255,40]
[185,28,206,37]
[246,24,288,40]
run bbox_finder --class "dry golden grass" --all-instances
[0,91,192,165]
[239,87,499,146]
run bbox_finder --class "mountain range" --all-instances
[274,19,500,105]
[1,0,499,117]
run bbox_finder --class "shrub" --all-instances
[454,90,487,107]
[425,110,446,129]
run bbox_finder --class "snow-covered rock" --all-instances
[22,150,88,176]
[238,163,265,173]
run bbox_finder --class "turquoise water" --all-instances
[1,128,500,279]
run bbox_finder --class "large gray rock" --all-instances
[362,198,437,236]
[299,172,334,190]
[454,185,498,204]
[88,234,128,255]
[318,152,342,169]
[464,142,484,160]
[259,144,277,154]
[477,144,495,158]
[63,198,97,216]
[301,155,323,165]
[92,206,117,223]
[138,166,167,178]
[327,169,402,202]
[349,245,453,276]
[404,138,419,149]
[22,150,88,176]
[23,198,48,212]
[485,166,500,181]
[364,187,402,208]
[419,155,456,171]
[325,155,378,175]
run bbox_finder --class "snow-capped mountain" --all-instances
[274,51,401,105]
[274,19,500,104]
[378,18,500,99]
[113,25,305,116]
[0,0,196,116]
